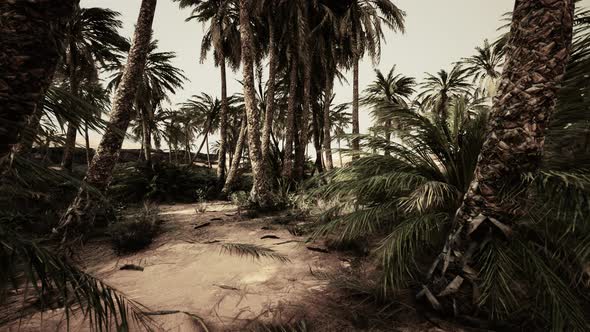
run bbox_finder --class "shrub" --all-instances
[109,202,161,253]
[108,162,217,203]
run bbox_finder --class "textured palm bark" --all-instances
[0,0,78,161]
[217,56,229,181]
[239,0,272,207]
[323,73,334,171]
[58,0,157,238]
[281,50,298,180]
[294,2,312,181]
[261,21,278,165]
[425,0,574,311]
[351,58,360,160]
[222,118,247,195]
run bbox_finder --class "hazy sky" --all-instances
[80,0,587,148]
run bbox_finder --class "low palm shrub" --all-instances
[109,202,161,253]
[307,103,590,330]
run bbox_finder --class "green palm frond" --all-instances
[221,243,291,263]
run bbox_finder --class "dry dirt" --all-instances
[5,202,346,332]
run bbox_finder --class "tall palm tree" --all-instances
[175,0,241,181]
[340,0,405,159]
[361,66,416,152]
[0,0,77,163]
[426,0,575,317]
[417,64,472,124]
[239,0,272,207]
[60,6,128,172]
[462,39,504,97]
[59,0,158,239]
[108,40,187,167]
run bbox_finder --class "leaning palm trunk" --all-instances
[281,48,298,180]
[0,0,77,162]
[424,0,574,312]
[239,0,272,207]
[261,20,278,165]
[58,0,157,239]
[217,56,229,181]
[222,118,247,195]
[323,73,334,171]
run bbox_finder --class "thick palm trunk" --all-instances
[424,0,574,312]
[351,57,360,160]
[261,20,278,164]
[323,73,334,171]
[238,0,266,197]
[281,50,298,180]
[205,134,211,168]
[239,0,272,207]
[217,56,229,180]
[0,0,77,162]
[222,118,247,195]
[58,0,157,238]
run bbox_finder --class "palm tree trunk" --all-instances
[0,0,76,162]
[222,118,247,195]
[294,2,311,181]
[338,138,343,167]
[84,121,91,167]
[205,134,211,168]
[141,110,152,167]
[261,18,278,164]
[58,0,157,239]
[351,56,360,160]
[312,103,323,173]
[239,0,272,207]
[281,47,298,180]
[323,73,334,171]
[62,41,80,172]
[217,56,228,181]
[424,0,574,311]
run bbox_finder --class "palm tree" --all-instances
[361,66,416,153]
[462,39,504,97]
[330,103,352,167]
[239,0,272,207]
[175,0,241,181]
[425,0,575,318]
[0,1,77,162]
[59,0,158,239]
[417,64,473,122]
[60,6,128,172]
[339,0,405,159]
[108,40,187,167]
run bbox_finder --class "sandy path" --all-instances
[5,202,341,332]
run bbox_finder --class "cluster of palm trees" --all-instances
[1,0,587,330]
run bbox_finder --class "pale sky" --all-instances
[80,0,588,149]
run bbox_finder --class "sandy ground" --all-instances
[5,202,344,332]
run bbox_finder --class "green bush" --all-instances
[108,162,217,203]
[109,202,161,253]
